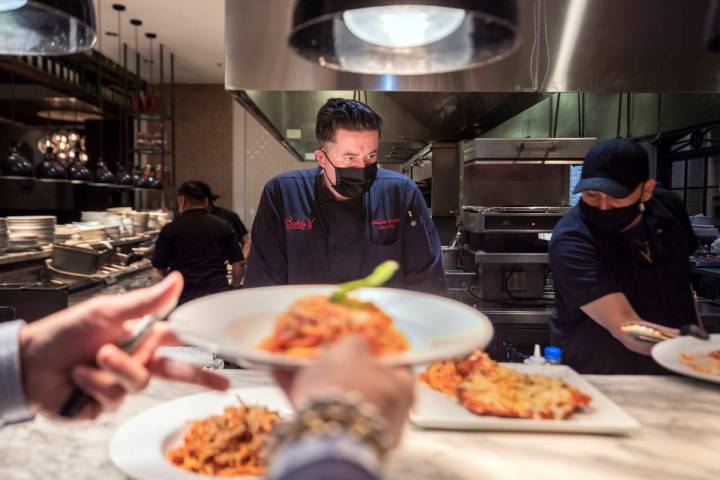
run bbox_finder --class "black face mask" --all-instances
[579,198,644,234]
[323,152,377,199]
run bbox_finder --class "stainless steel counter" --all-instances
[67,264,160,305]
[0,248,52,266]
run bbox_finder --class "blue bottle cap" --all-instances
[543,346,562,363]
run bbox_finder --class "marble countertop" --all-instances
[0,371,718,480]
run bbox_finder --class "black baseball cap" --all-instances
[573,137,650,198]
[193,181,220,201]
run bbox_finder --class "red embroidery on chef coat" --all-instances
[285,217,315,231]
[371,218,400,230]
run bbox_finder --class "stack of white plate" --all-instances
[107,207,133,215]
[147,211,172,230]
[0,218,8,255]
[7,216,56,245]
[130,212,149,233]
[54,225,79,243]
[78,227,108,242]
[81,211,107,223]
[7,233,41,252]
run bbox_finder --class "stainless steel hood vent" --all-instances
[234,91,549,164]
[226,0,720,92]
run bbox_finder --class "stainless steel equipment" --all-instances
[403,142,460,217]
[226,0,720,92]
[51,243,113,275]
[457,138,593,301]
[462,206,571,234]
[460,206,568,300]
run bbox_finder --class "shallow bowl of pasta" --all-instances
[168,285,493,368]
[110,387,292,480]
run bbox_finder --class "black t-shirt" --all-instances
[152,209,243,304]
[549,189,698,374]
[211,205,248,242]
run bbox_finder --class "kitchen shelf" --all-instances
[130,149,174,155]
[132,113,171,121]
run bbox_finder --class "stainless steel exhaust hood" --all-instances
[233,90,549,164]
[226,0,720,93]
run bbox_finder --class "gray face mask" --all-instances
[323,152,377,199]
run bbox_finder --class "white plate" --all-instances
[410,363,640,434]
[651,334,720,385]
[169,285,494,368]
[110,387,291,480]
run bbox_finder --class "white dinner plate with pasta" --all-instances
[168,285,494,369]
[652,334,720,384]
[110,387,291,480]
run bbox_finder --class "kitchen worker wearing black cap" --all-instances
[152,181,245,305]
[194,181,252,260]
[549,137,701,374]
[244,98,445,292]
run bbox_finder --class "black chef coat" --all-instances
[152,208,243,304]
[210,205,249,257]
[244,167,445,293]
[549,189,698,374]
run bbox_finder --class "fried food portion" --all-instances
[259,295,409,358]
[166,401,280,476]
[680,350,720,377]
[420,350,592,420]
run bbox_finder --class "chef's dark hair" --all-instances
[315,98,383,146]
[177,181,208,204]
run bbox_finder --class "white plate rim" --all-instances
[109,386,291,480]
[168,285,494,368]
[409,363,641,434]
[651,334,720,385]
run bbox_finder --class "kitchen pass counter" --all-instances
[0,370,718,480]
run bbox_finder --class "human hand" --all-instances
[19,272,229,420]
[273,337,415,446]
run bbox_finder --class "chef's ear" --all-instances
[315,149,327,169]
[642,179,656,202]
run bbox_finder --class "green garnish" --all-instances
[330,260,399,304]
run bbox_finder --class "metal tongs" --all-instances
[621,323,710,344]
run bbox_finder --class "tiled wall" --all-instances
[174,84,306,228]
[232,102,308,225]
[174,84,234,209]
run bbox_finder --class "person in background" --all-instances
[245,98,445,293]
[153,181,244,305]
[0,273,412,480]
[194,181,252,260]
[549,137,702,374]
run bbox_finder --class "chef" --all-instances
[549,137,701,374]
[152,181,244,304]
[194,180,252,260]
[244,98,445,292]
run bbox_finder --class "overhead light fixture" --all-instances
[289,0,519,75]
[0,0,27,13]
[0,0,97,55]
[343,6,466,49]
